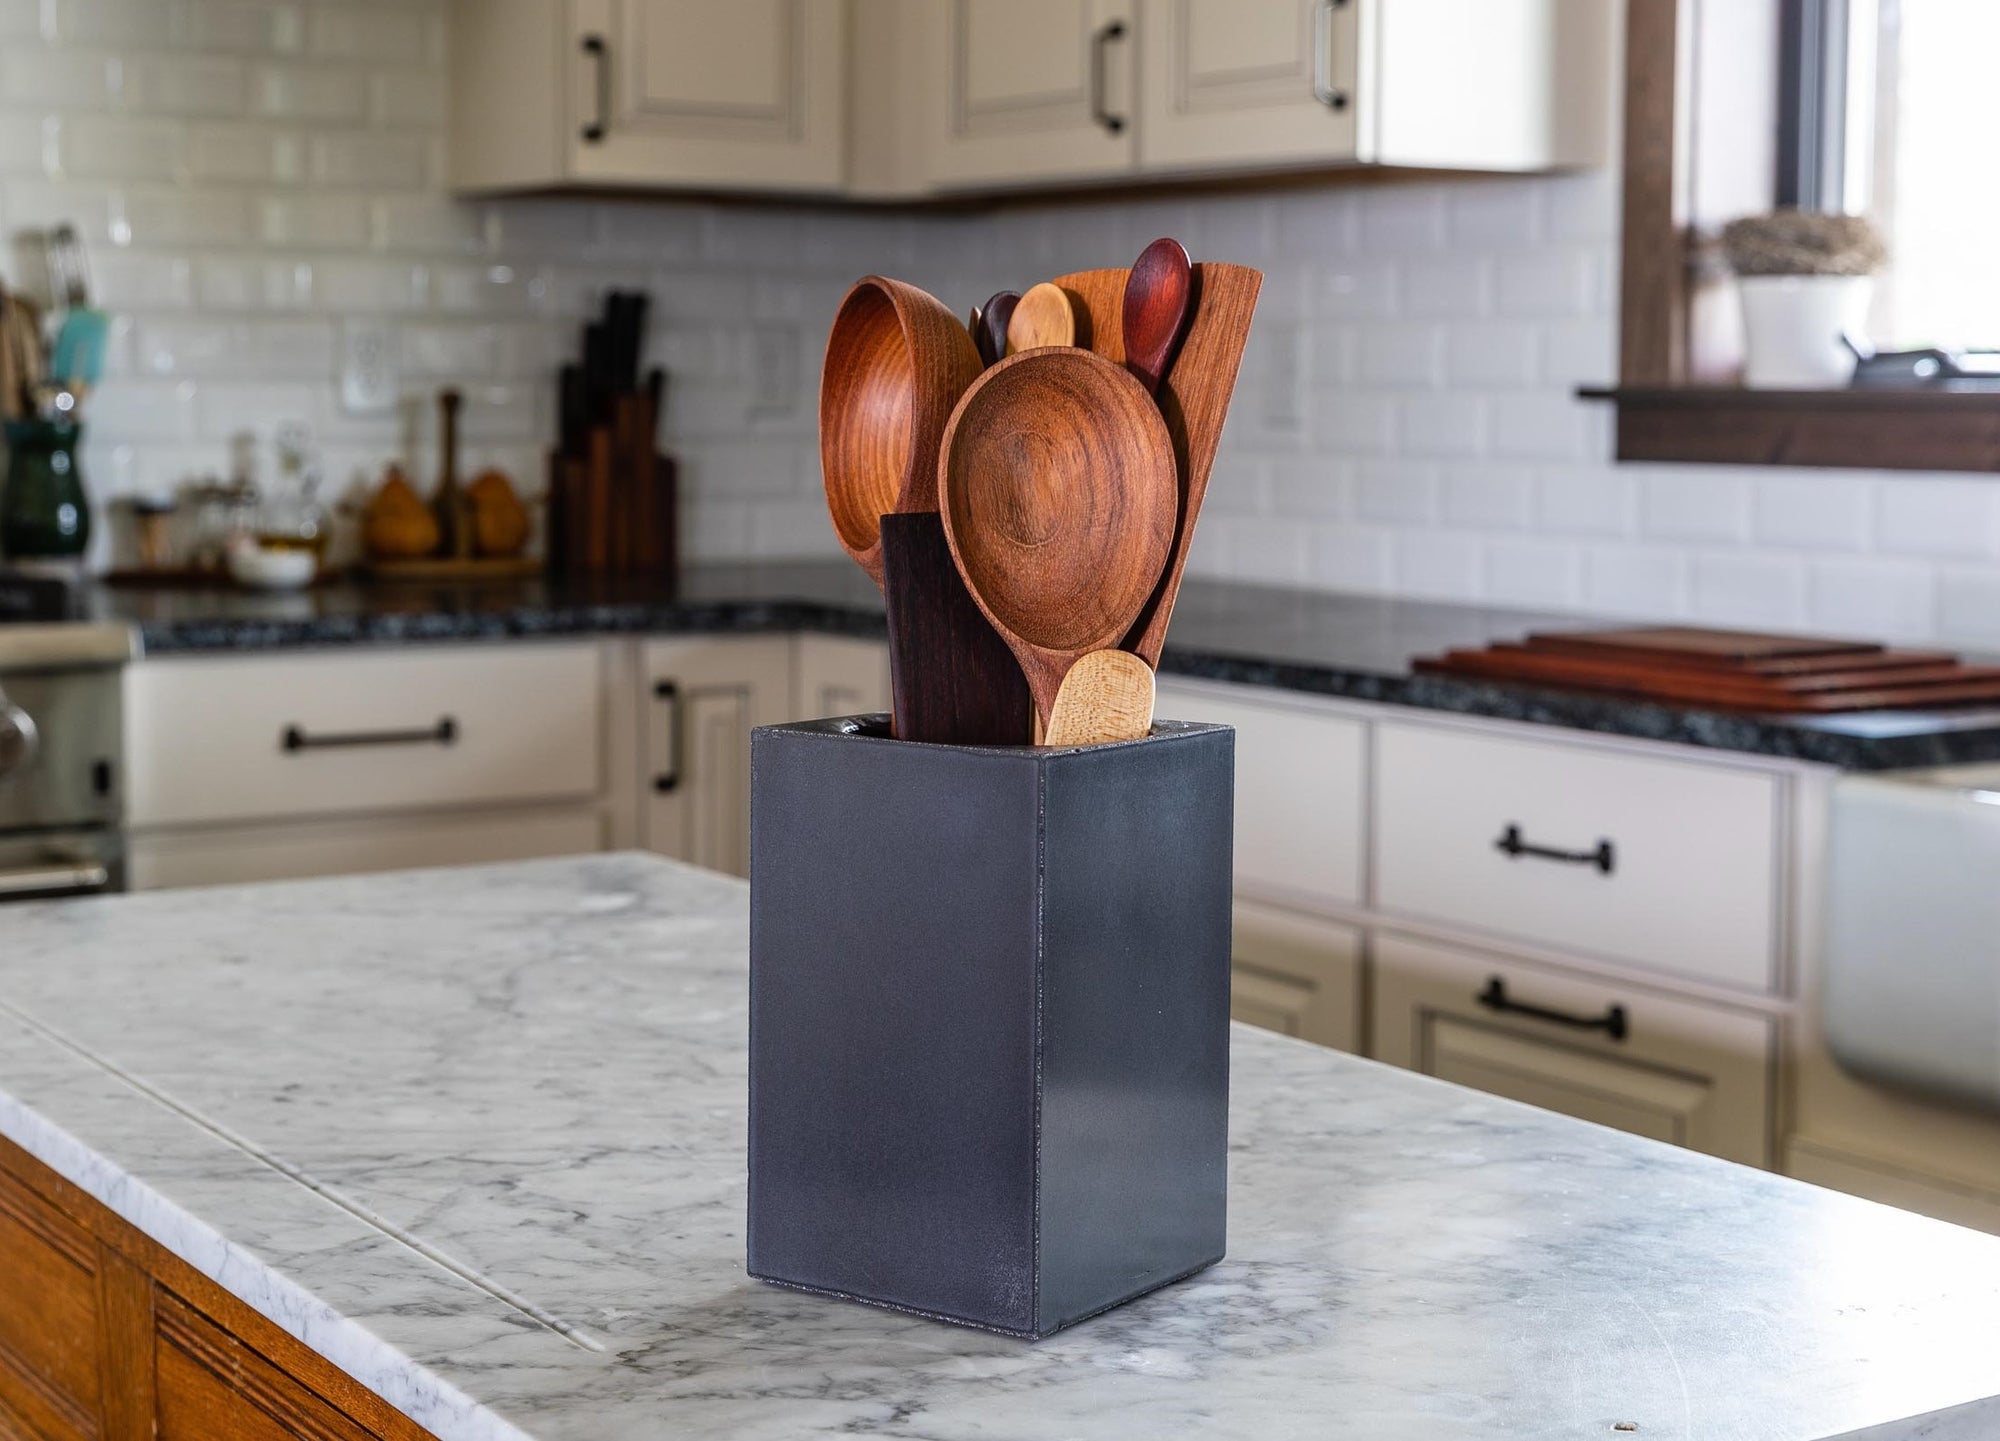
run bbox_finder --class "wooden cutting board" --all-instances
[1523,626,1885,668]
[1418,647,2000,713]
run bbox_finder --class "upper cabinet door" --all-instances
[1137,0,1358,173]
[568,0,846,192]
[915,0,1137,190]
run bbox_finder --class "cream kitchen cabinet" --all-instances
[450,0,847,195]
[1137,0,1609,176]
[1373,933,1775,1167]
[125,643,625,890]
[640,636,793,877]
[1231,900,1363,1050]
[793,634,891,721]
[900,0,1138,192]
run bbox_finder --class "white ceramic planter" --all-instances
[1737,274,1873,388]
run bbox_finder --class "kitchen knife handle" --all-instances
[652,679,682,793]
[581,34,610,143]
[1312,0,1350,110]
[1493,823,1615,875]
[1477,976,1629,1043]
[1090,19,1127,135]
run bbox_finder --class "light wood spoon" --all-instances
[938,349,1177,740]
[1005,281,1075,353]
[1043,649,1156,746]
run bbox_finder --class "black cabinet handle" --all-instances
[1477,976,1629,1042]
[581,34,610,143]
[281,718,457,753]
[653,679,682,793]
[1090,19,1127,135]
[1494,823,1614,874]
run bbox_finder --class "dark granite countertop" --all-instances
[88,562,2000,771]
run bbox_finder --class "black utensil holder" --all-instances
[747,716,1234,1339]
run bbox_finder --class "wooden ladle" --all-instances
[938,349,1178,738]
[819,275,982,585]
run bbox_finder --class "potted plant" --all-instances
[1721,211,1886,388]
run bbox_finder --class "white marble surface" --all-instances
[4,853,2000,1439]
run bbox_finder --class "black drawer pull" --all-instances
[1494,823,1614,874]
[282,718,457,753]
[1477,976,1628,1042]
[652,679,682,793]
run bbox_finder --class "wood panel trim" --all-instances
[94,1245,155,1441]
[1617,0,1688,387]
[0,1132,439,1441]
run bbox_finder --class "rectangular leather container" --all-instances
[747,715,1234,1339]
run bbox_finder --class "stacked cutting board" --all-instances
[1417,626,2000,712]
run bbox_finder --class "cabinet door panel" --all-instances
[1373,934,1773,1166]
[1138,0,1358,172]
[917,0,1136,187]
[792,637,890,721]
[1231,901,1361,1051]
[570,0,845,190]
[0,1171,98,1441]
[643,638,792,877]
[154,1293,374,1441]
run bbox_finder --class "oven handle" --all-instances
[0,862,111,899]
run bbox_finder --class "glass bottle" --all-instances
[1,417,91,560]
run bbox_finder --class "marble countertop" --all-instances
[4,853,2000,1439]
[87,563,2000,769]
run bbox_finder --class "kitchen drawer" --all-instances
[1231,901,1363,1052]
[1373,934,1773,1167]
[127,645,603,828]
[1159,680,1364,909]
[1373,721,1782,992]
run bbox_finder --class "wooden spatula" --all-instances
[1043,649,1156,746]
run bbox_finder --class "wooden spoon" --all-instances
[1122,263,1263,666]
[1043,649,1156,746]
[975,290,1018,368]
[1121,238,1194,395]
[1005,281,1075,353]
[938,349,1177,738]
[819,274,982,585]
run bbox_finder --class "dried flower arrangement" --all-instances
[1721,211,1887,277]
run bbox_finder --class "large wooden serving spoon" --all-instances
[1005,282,1075,353]
[938,349,1177,739]
[820,275,1027,743]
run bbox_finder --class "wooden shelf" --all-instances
[1579,387,2000,472]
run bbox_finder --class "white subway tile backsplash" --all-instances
[1641,469,1752,543]
[1442,463,1535,530]
[3,7,1999,638]
[251,62,367,121]
[1877,477,2000,559]
[130,55,249,116]
[1691,552,1809,627]
[1751,475,1874,552]
[1806,558,1937,640]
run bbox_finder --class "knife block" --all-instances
[746,716,1233,1339]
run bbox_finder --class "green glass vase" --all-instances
[1,419,91,560]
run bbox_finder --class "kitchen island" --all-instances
[3,854,2000,1438]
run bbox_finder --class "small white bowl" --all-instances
[227,545,317,591]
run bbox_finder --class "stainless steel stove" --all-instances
[0,573,130,902]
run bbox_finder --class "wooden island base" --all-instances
[0,1132,433,1441]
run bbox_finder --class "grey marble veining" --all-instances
[3,854,2000,1438]
[86,564,2000,769]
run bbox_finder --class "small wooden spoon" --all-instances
[819,275,982,585]
[1043,649,1156,746]
[938,349,1177,738]
[976,290,1018,368]
[1005,281,1075,353]
[1121,238,1193,396]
